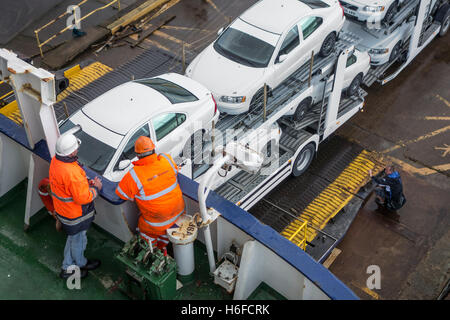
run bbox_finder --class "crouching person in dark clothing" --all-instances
[369,164,406,211]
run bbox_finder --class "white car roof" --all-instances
[81,81,171,136]
[78,73,209,137]
[240,0,314,35]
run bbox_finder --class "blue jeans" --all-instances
[62,230,88,270]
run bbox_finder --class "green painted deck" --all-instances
[0,180,240,300]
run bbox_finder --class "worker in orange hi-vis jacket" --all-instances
[49,133,103,280]
[115,136,185,250]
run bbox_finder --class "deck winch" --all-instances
[116,235,177,300]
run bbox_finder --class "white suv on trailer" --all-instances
[186,0,345,115]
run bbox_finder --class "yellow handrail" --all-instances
[288,221,308,250]
[34,0,120,58]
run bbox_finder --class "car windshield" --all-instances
[59,120,116,175]
[213,27,275,68]
[134,78,198,104]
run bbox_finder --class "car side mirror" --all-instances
[118,159,131,171]
[277,54,288,64]
[217,27,224,36]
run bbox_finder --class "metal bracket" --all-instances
[193,208,221,229]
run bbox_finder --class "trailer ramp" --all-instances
[281,150,384,247]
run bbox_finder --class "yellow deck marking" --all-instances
[0,90,13,101]
[435,144,450,157]
[161,25,211,33]
[387,156,450,176]
[281,150,385,248]
[425,116,450,121]
[350,281,381,299]
[152,30,185,45]
[147,0,181,20]
[362,287,380,300]
[436,94,450,108]
[205,0,228,20]
[0,62,112,125]
[382,125,450,154]
[142,38,171,52]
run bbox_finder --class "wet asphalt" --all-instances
[333,29,450,300]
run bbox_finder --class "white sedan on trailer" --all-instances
[59,73,220,182]
[339,0,406,25]
[186,0,345,115]
[285,48,370,120]
[343,17,414,65]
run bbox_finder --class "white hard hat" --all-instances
[55,134,81,157]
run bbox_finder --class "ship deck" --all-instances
[0,181,287,300]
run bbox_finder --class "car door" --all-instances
[151,112,188,157]
[108,122,152,182]
[343,53,358,88]
[271,24,303,86]
[299,15,324,60]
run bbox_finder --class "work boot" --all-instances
[59,268,88,279]
[375,197,384,207]
[81,259,101,271]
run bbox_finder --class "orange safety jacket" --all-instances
[115,153,185,237]
[49,155,98,235]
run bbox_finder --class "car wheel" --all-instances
[319,33,336,57]
[436,4,450,37]
[389,41,402,62]
[249,87,267,113]
[291,143,315,177]
[293,98,312,122]
[383,2,398,24]
[346,74,363,97]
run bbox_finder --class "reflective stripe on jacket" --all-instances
[115,153,185,236]
[49,155,97,235]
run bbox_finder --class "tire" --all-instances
[383,2,398,24]
[346,74,363,97]
[291,143,315,177]
[389,41,402,62]
[249,87,266,112]
[436,5,450,37]
[293,98,312,122]
[319,33,336,57]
